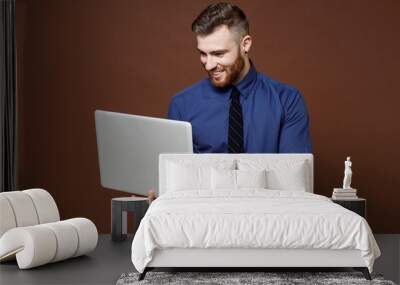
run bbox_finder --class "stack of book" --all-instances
[332,188,358,200]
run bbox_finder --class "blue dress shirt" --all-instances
[168,64,312,153]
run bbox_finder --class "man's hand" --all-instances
[147,189,157,204]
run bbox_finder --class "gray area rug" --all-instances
[116,271,396,285]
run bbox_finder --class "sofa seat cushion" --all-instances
[0,218,97,269]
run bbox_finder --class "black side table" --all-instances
[111,197,149,241]
[331,198,366,218]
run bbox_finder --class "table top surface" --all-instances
[331,197,366,201]
[112,196,148,202]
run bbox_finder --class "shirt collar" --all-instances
[234,61,257,99]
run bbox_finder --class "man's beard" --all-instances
[207,54,245,88]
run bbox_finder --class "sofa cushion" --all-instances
[0,196,17,238]
[0,191,39,227]
[23,189,60,224]
[0,218,97,269]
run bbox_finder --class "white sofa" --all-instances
[0,188,98,269]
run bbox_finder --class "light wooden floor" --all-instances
[0,234,398,285]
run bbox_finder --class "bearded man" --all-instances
[168,2,312,153]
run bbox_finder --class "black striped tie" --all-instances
[228,87,244,153]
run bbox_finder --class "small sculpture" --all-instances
[342,156,353,189]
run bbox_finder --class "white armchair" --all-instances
[0,188,98,269]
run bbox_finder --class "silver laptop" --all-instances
[94,110,193,196]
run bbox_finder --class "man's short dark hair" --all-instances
[192,2,249,38]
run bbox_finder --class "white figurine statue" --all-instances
[342,156,353,189]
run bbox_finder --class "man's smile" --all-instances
[211,70,224,79]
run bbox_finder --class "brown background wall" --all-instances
[16,0,400,233]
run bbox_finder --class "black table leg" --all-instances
[111,200,127,241]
